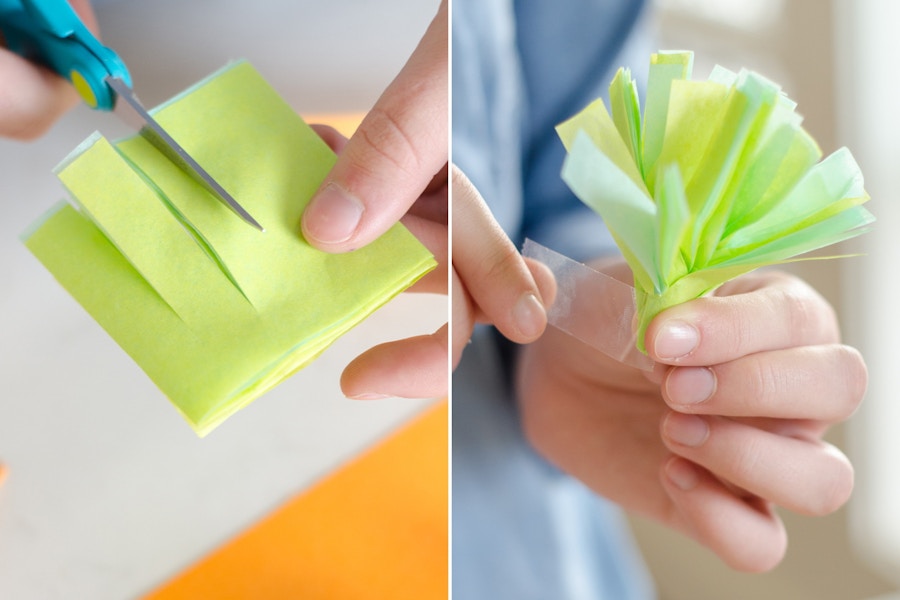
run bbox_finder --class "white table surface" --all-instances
[0,1,443,598]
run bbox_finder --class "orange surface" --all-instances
[143,401,448,600]
[301,112,366,138]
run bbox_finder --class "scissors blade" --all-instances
[105,76,265,232]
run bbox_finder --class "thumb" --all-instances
[301,0,448,252]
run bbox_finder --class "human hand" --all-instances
[309,154,550,399]
[0,0,97,139]
[300,0,448,253]
[450,166,553,367]
[308,122,448,399]
[516,263,865,572]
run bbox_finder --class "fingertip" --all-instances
[663,455,700,492]
[649,318,701,363]
[662,367,717,410]
[308,123,349,154]
[346,392,392,401]
[300,183,365,252]
[340,330,449,399]
[524,257,557,308]
[661,457,788,573]
[511,292,547,341]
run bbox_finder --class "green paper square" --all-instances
[24,62,436,436]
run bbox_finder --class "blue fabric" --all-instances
[453,330,656,600]
[451,1,657,598]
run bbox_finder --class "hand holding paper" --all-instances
[517,263,865,572]
[519,52,868,571]
[23,62,436,436]
[557,51,874,352]
[301,0,448,253]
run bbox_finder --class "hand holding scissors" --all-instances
[0,0,263,230]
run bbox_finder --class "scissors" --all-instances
[0,0,264,231]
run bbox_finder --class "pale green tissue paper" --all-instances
[557,51,873,353]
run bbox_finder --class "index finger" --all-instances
[300,0,448,252]
[645,270,840,365]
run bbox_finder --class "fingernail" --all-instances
[513,293,546,339]
[667,367,716,406]
[666,458,699,491]
[655,320,700,359]
[664,413,709,447]
[348,392,391,400]
[302,183,364,244]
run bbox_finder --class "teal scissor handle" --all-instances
[0,0,131,110]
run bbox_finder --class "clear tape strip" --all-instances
[522,239,654,371]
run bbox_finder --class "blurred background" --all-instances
[627,0,900,598]
[0,1,443,598]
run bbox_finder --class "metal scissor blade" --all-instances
[105,76,265,232]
